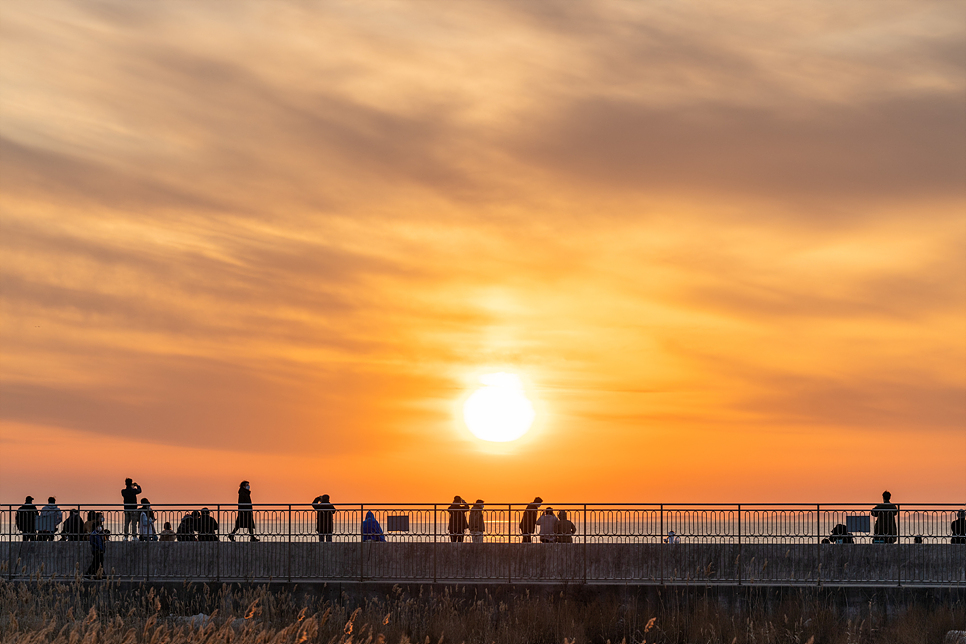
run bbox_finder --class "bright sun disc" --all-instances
[463,372,535,442]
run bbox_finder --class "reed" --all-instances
[0,577,961,643]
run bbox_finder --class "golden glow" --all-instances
[463,373,536,442]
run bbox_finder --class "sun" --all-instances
[462,372,536,442]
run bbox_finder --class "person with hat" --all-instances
[519,496,542,543]
[16,496,38,541]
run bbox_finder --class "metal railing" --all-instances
[2,503,963,586]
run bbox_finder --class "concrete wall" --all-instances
[2,541,963,586]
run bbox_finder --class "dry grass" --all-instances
[0,577,962,643]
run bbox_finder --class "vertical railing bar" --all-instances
[660,504,664,586]
[359,504,364,583]
[433,504,437,584]
[216,504,221,583]
[737,504,741,586]
[507,504,512,584]
[582,504,587,583]
[897,503,901,587]
[287,504,292,583]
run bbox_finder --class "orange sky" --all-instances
[1,1,964,506]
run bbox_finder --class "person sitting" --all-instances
[159,521,176,542]
[177,512,198,541]
[829,524,854,544]
[61,509,85,541]
[197,508,219,541]
[362,511,386,542]
[536,508,558,543]
[554,510,576,543]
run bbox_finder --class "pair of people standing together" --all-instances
[447,496,486,542]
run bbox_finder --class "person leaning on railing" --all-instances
[312,495,335,543]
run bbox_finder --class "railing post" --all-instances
[433,504,437,584]
[507,504,512,583]
[216,504,221,583]
[737,504,741,586]
[287,504,292,583]
[816,504,821,587]
[896,503,901,587]
[659,504,664,586]
[8,505,13,580]
[582,504,587,584]
[359,504,364,583]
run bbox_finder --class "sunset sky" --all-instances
[1,1,964,506]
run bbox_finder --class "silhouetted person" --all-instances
[537,507,558,543]
[37,497,62,541]
[312,495,336,542]
[520,497,542,543]
[61,509,85,541]
[362,511,386,542]
[447,496,469,542]
[468,500,485,543]
[121,478,143,541]
[83,511,98,535]
[177,512,198,541]
[159,521,176,542]
[197,508,218,541]
[829,524,854,544]
[16,496,38,541]
[871,490,898,544]
[85,516,106,579]
[554,510,576,543]
[139,498,157,541]
[952,510,966,544]
[228,481,258,542]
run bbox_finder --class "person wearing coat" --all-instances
[228,481,259,542]
[362,511,386,542]
[177,512,199,541]
[312,495,336,542]
[447,496,469,542]
[519,497,542,543]
[554,510,577,543]
[36,497,63,541]
[61,509,86,541]
[468,500,486,543]
[951,510,966,544]
[16,496,38,541]
[85,517,106,578]
[197,508,219,541]
[871,490,898,544]
[139,499,157,541]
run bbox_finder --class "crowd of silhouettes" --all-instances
[11,486,966,556]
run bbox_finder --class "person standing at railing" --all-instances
[468,500,486,543]
[312,495,336,542]
[362,511,386,542]
[555,510,576,543]
[139,498,158,541]
[16,496,38,541]
[36,497,62,541]
[228,481,259,542]
[82,511,98,535]
[85,516,106,579]
[121,479,143,541]
[536,508,558,543]
[520,496,542,543]
[952,510,966,544]
[871,490,898,544]
[447,496,469,542]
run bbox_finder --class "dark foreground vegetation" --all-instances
[1,578,962,644]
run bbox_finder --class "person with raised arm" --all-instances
[121,478,143,541]
[312,495,336,542]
